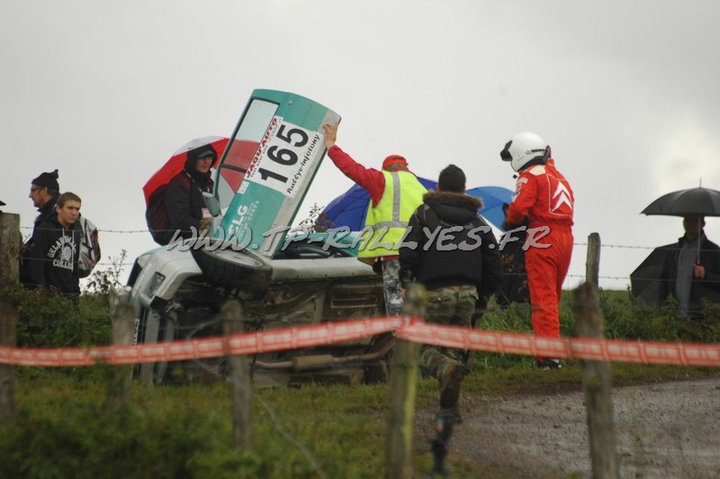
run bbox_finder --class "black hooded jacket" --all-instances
[33,199,58,233]
[27,213,81,294]
[399,191,502,304]
[20,197,58,284]
[165,150,215,240]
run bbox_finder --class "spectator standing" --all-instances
[322,123,426,315]
[165,145,217,242]
[659,216,720,318]
[20,169,60,283]
[399,164,502,420]
[500,132,574,369]
[27,192,83,296]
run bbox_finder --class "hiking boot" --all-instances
[535,358,562,369]
[438,362,466,410]
[438,405,463,425]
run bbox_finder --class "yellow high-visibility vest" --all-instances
[358,171,426,261]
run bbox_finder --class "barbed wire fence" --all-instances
[18,224,704,285]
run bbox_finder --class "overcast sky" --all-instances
[2,0,719,290]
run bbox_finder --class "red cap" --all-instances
[382,155,408,170]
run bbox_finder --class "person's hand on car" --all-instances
[322,123,338,149]
[198,218,212,235]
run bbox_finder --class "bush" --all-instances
[0,381,388,479]
[599,289,720,343]
[0,281,112,381]
[0,282,111,349]
[472,289,720,371]
[0,383,261,479]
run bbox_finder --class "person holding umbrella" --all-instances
[639,186,720,319]
[658,216,720,318]
[164,144,217,243]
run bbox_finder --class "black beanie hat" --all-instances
[438,164,466,193]
[32,169,60,193]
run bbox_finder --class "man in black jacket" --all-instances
[659,216,720,319]
[165,145,217,242]
[21,169,60,284]
[28,192,82,296]
[399,164,502,421]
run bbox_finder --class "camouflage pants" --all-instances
[382,258,404,316]
[420,285,478,380]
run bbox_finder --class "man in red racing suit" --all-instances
[501,132,574,368]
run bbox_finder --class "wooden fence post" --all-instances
[586,232,601,287]
[0,212,20,425]
[575,232,619,478]
[222,299,251,450]
[0,302,16,426]
[105,288,134,413]
[386,283,425,479]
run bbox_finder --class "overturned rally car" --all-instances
[127,90,390,386]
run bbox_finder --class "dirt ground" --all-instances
[416,377,720,478]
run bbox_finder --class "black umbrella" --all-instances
[641,186,720,263]
[641,186,720,217]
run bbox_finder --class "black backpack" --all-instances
[146,184,172,246]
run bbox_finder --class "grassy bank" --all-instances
[1,286,719,477]
[2,363,717,479]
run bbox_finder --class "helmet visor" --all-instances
[500,141,513,162]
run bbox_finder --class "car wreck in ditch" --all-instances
[127,90,390,386]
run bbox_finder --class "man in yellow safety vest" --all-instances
[322,123,427,315]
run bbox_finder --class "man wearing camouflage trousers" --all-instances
[400,165,502,421]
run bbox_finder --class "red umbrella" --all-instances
[143,136,229,204]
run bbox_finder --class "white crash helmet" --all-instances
[500,132,551,172]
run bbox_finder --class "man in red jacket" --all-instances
[322,123,427,315]
[500,132,574,369]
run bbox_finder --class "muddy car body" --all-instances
[127,90,389,386]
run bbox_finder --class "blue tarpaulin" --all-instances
[320,178,513,231]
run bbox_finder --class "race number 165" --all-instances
[256,123,310,185]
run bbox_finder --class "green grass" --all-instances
[2,377,393,479]
[3,361,717,479]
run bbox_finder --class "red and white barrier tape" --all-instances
[0,316,405,367]
[395,322,720,367]
[1,316,719,367]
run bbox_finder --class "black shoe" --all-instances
[535,358,562,369]
[437,406,463,425]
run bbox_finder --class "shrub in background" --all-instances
[0,282,110,349]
